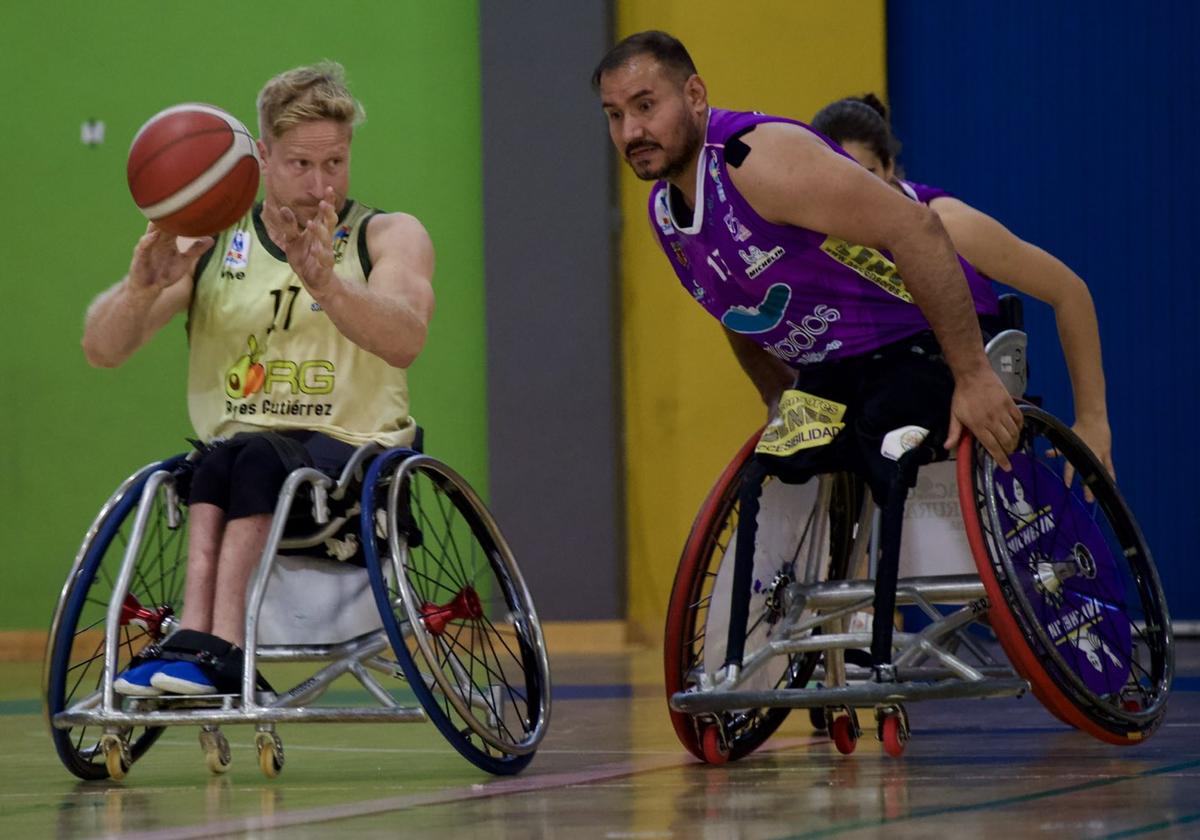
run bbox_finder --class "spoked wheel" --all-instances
[959,405,1172,744]
[363,451,551,775]
[664,430,860,762]
[44,458,188,779]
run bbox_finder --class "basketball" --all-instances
[127,103,260,237]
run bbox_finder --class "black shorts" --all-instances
[757,331,955,504]
[188,430,355,520]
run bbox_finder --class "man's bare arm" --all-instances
[724,328,795,420]
[269,194,435,368]
[726,123,1022,466]
[930,195,1112,477]
[82,224,211,368]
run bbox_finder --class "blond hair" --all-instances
[256,61,365,143]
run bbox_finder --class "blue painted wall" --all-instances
[887,2,1199,619]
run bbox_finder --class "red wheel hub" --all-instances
[118,594,173,637]
[420,587,484,636]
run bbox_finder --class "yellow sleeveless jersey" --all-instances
[187,200,417,447]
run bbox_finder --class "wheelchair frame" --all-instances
[669,459,1027,758]
[666,332,1171,761]
[45,443,551,779]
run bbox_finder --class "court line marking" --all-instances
[103,735,826,839]
[771,757,1200,840]
[1097,810,1200,839]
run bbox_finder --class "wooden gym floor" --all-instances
[2,641,1198,839]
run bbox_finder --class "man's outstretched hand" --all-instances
[128,222,213,294]
[944,366,1023,470]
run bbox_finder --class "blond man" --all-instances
[84,62,435,695]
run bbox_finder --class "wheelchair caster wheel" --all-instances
[101,733,132,780]
[830,714,858,755]
[255,731,284,779]
[700,723,730,765]
[200,727,232,775]
[808,707,827,734]
[880,713,908,758]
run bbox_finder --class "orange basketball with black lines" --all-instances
[127,104,260,237]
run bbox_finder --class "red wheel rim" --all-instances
[956,433,1145,746]
[664,429,762,760]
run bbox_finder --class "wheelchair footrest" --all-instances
[670,676,1029,714]
[53,704,428,728]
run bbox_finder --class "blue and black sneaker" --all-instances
[114,659,169,697]
[151,661,218,695]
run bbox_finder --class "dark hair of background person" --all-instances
[811,93,902,171]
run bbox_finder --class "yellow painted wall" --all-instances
[616,1,888,642]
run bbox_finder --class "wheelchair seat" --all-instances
[984,293,1028,399]
[985,329,1027,398]
[257,555,381,646]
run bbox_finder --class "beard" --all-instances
[625,118,704,181]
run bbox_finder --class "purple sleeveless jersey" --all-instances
[902,180,954,205]
[648,108,998,367]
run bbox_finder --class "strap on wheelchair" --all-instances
[724,459,769,670]
[869,446,937,676]
[135,629,274,694]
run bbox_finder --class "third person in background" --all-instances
[811,93,1113,478]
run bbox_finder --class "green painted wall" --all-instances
[0,1,486,630]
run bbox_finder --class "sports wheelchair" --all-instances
[44,441,551,780]
[665,319,1172,761]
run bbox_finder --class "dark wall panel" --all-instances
[480,2,622,619]
[888,1,1199,619]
